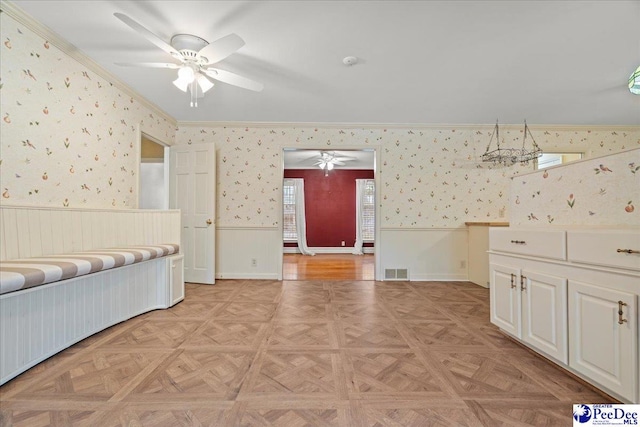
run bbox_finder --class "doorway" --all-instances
[139,133,169,209]
[281,148,377,281]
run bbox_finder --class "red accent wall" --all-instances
[284,169,374,247]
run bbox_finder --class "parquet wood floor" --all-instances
[0,280,616,426]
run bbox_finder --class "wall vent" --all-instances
[384,268,409,280]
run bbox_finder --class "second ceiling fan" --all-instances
[113,12,263,107]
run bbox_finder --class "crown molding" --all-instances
[177,121,640,132]
[0,0,177,128]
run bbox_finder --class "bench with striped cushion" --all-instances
[0,244,179,295]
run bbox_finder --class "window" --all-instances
[535,152,583,169]
[362,180,375,241]
[283,179,297,240]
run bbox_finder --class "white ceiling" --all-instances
[9,0,640,125]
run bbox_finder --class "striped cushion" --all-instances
[0,244,179,295]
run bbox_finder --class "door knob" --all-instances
[206,219,212,225]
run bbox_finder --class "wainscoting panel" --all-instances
[0,206,181,261]
[379,228,469,281]
[216,227,281,280]
[215,226,469,282]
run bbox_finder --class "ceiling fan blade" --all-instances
[114,13,181,59]
[115,62,181,69]
[204,68,263,92]
[198,33,245,64]
[332,161,346,166]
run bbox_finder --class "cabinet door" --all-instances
[168,255,185,307]
[569,280,637,403]
[521,270,567,364]
[490,263,520,336]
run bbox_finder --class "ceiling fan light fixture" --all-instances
[196,73,214,93]
[178,66,195,83]
[112,13,262,107]
[172,76,189,92]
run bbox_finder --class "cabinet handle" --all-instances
[618,301,628,325]
[520,275,527,291]
[617,248,640,254]
[510,240,526,245]
[510,273,516,289]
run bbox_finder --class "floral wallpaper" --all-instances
[0,12,175,209]
[2,10,638,221]
[176,125,640,228]
[510,148,640,226]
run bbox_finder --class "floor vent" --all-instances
[384,268,409,280]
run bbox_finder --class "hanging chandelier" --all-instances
[481,120,542,166]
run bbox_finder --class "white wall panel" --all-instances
[39,209,54,256]
[216,227,281,280]
[0,206,181,261]
[16,210,32,259]
[3,209,18,260]
[379,228,469,281]
[27,209,43,257]
[215,226,469,282]
[0,209,6,261]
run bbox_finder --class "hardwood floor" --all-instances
[0,280,615,426]
[283,254,374,280]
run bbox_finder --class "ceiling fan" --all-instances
[113,13,263,107]
[314,151,353,175]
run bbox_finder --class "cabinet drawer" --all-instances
[567,230,640,271]
[490,228,566,260]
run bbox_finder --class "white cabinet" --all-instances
[567,230,640,271]
[490,263,567,363]
[490,228,566,260]
[490,263,519,336]
[569,280,637,403]
[521,270,567,364]
[489,227,639,403]
[167,255,185,307]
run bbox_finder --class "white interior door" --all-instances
[170,143,216,284]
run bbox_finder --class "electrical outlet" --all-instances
[460,260,467,269]
[341,241,345,247]
[251,258,257,267]
[499,207,505,218]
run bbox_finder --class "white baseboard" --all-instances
[284,247,375,254]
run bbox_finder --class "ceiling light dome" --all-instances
[178,66,195,83]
